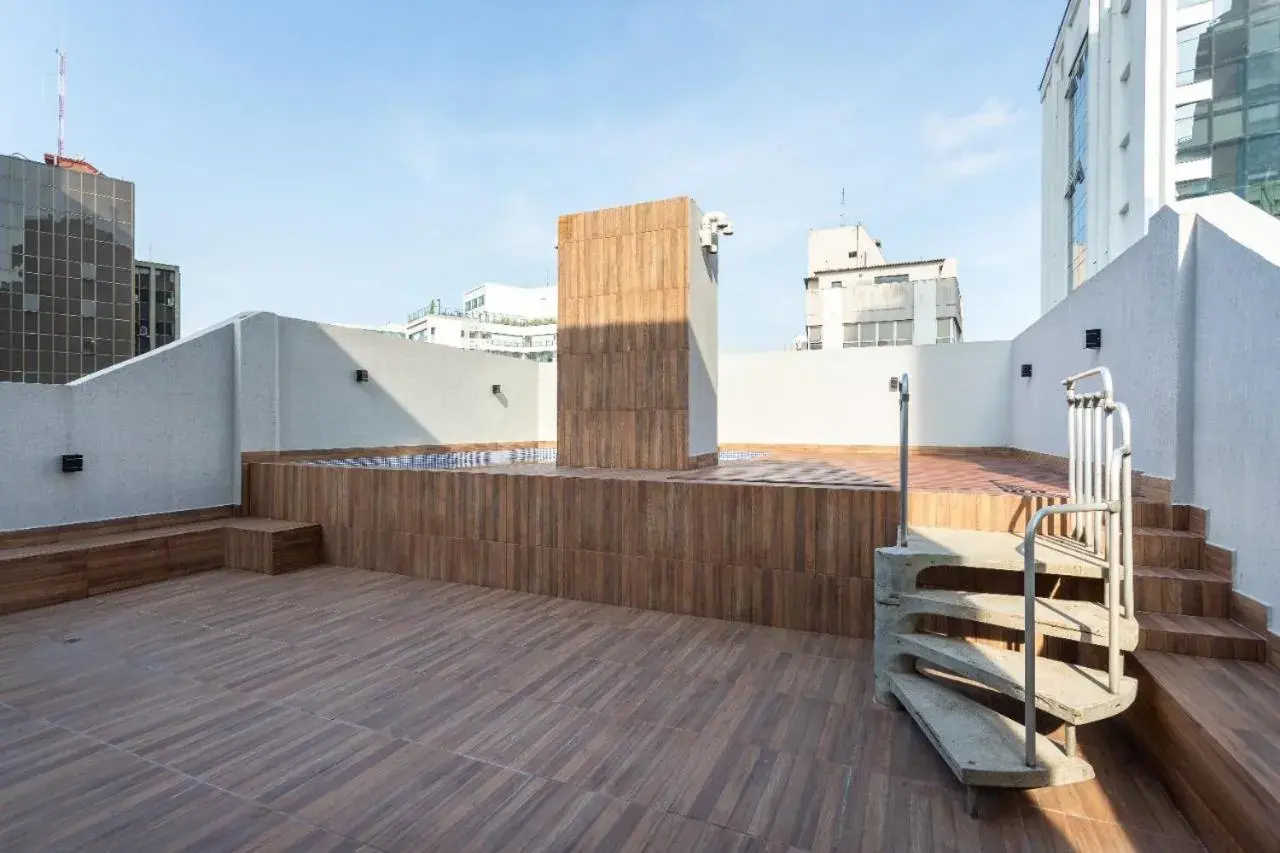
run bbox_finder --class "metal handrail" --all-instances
[897,373,910,546]
[1019,367,1133,768]
[1022,501,1112,767]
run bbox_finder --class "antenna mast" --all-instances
[840,186,846,226]
[56,48,66,164]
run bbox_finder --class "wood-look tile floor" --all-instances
[0,567,1203,853]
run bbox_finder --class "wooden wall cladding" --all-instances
[557,197,701,470]
[0,518,322,616]
[243,463,1107,637]
[224,519,322,576]
[246,462,897,636]
[0,523,226,615]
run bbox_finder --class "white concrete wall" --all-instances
[1013,206,1194,482]
[687,200,719,457]
[718,342,1012,448]
[0,312,548,532]
[537,362,557,442]
[0,321,238,532]
[272,317,542,451]
[1185,196,1280,623]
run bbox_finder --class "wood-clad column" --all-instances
[556,197,720,470]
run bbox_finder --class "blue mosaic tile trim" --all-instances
[302,448,764,470]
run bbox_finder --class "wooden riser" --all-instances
[1129,652,1280,853]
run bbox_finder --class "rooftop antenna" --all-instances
[56,47,66,164]
[839,186,846,227]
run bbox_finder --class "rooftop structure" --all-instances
[802,225,962,350]
[1039,0,1280,314]
[0,192,1279,852]
[406,283,558,362]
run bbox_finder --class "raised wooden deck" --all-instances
[0,566,1204,852]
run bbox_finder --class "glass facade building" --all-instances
[133,261,180,354]
[0,154,136,383]
[1175,0,1280,214]
[1067,46,1090,290]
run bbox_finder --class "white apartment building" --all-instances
[803,225,963,350]
[1040,0,1280,314]
[405,283,558,362]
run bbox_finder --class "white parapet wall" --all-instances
[0,312,546,533]
[1010,205,1195,485]
[718,342,1013,448]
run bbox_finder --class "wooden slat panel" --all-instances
[243,461,897,637]
[557,198,698,470]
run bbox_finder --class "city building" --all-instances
[1040,0,1280,314]
[405,282,557,362]
[0,153,136,383]
[132,260,180,355]
[802,224,963,350]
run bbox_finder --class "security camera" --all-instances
[699,210,735,251]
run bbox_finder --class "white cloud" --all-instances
[919,98,1020,179]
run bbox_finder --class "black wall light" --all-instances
[1085,328,1102,350]
[354,369,370,383]
[1020,364,1033,378]
[60,454,83,473]
[492,384,503,395]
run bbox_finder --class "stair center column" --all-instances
[556,196,727,470]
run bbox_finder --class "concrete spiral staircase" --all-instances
[873,528,1139,792]
[875,368,1139,808]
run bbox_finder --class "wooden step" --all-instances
[897,589,1140,650]
[1132,565,1230,617]
[1137,613,1266,661]
[1129,652,1280,853]
[0,517,322,615]
[887,671,1095,789]
[895,633,1137,725]
[1134,527,1203,570]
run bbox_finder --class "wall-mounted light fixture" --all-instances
[60,453,83,473]
[354,369,370,383]
[888,377,900,392]
[492,384,503,396]
[1021,364,1033,378]
[1084,329,1102,350]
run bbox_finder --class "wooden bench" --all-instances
[0,516,322,615]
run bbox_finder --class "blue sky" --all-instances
[0,0,1062,350]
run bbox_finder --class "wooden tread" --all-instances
[1137,613,1266,661]
[1130,651,1280,853]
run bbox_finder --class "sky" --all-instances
[0,0,1063,351]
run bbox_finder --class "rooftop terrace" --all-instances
[0,567,1203,852]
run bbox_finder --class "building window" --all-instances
[895,319,913,345]
[806,325,822,350]
[936,318,959,344]
[1066,44,1089,292]
[873,273,911,284]
[842,323,857,347]
[830,279,843,288]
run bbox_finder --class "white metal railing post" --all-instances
[1107,452,1123,692]
[898,373,910,547]
[1093,399,1105,554]
[1067,393,1077,535]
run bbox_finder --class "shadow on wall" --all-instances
[263,315,543,453]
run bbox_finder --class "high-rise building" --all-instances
[1040,0,1280,314]
[405,283,558,362]
[802,225,963,351]
[132,261,180,354]
[0,153,136,383]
